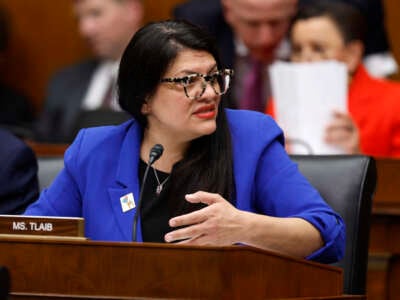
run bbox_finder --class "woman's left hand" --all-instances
[325,111,361,154]
[164,191,244,245]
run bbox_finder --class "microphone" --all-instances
[148,144,164,165]
[132,143,164,241]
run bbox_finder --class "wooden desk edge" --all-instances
[0,234,87,241]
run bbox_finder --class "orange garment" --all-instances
[266,65,400,158]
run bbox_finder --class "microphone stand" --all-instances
[132,144,164,241]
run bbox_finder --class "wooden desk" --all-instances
[26,141,68,157]
[368,159,400,300]
[0,237,351,300]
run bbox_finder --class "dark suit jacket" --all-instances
[174,0,235,69]
[35,59,99,143]
[175,0,391,59]
[0,83,35,134]
[0,128,39,214]
[36,59,131,143]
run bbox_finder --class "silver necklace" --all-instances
[152,166,170,195]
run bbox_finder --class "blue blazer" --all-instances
[25,109,345,263]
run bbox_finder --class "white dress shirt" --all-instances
[82,60,121,111]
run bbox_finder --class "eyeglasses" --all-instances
[160,69,234,100]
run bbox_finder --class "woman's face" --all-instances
[290,16,348,63]
[142,49,221,144]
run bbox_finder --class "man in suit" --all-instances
[174,0,397,111]
[35,0,143,143]
[0,128,39,214]
[174,0,297,112]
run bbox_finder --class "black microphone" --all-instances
[132,143,164,241]
[148,144,164,165]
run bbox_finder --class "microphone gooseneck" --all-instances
[132,144,164,241]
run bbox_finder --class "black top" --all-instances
[139,159,172,243]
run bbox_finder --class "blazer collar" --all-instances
[115,120,143,188]
[108,120,144,241]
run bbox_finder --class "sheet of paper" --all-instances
[269,61,348,154]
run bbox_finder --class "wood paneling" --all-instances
[0,0,185,115]
[384,0,400,80]
[367,158,400,300]
[0,0,90,113]
[143,0,185,23]
[1,0,399,115]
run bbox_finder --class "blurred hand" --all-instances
[164,191,243,246]
[325,111,360,154]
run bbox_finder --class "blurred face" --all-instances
[74,0,143,60]
[222,0,297,63]
[142,49,221,144]
[290,16,358,70]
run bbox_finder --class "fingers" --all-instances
[325,127,354,143]
[326,111,354,132]
[165,192,215,242]
[168,192,220,228]
[165,221,206,243]
[325,111,360,153]
[169,207,207,228]
[176,234,209,246]
[165,191,239,245]
[185,191,223,206]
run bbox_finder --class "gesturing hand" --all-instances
[164,191,244,246]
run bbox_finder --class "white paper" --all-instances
[269,61,348,154]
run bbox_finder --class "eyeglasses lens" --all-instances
[185,73,230,99]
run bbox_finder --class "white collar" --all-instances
[233,36,291,61]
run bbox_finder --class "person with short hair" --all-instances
[35,0,144,143]
[266,0,400,157]
[25,20,344,263]
[174,0,297,112]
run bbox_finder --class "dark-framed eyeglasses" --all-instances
[160,69,234,100]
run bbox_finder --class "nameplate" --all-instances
[0,215,84,238]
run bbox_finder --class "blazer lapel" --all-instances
[108,122,143,241]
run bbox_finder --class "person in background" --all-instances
[299,0,398,78]
[266,0,400,157]
[174,0,297,112]
[0,128,39,214]
[25,20,345,263]
[0,5,35,135]
[35,0,144,143]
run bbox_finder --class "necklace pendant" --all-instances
[156,184,163,195]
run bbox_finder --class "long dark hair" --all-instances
[118,20,235,214]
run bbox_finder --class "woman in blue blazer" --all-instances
[25,20,345,264]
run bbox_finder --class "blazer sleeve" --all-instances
[24,130,86,217]
[229,110,345,264]
[254,131,346,263]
